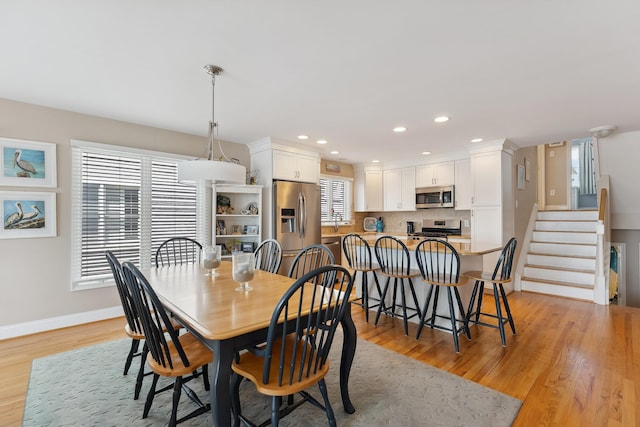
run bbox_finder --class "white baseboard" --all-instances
[0,306,123,340]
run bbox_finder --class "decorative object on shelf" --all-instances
[246,202,258,215]
[248,170,258,185]
[216,220,226,235]
[177,65,246,185]
[363,217,377,232]
[241,241,255,253]
[244,225,259,235]
[232,225,242,235]
[0,137,57,187]
[376,216,385,232]
[1,191,56,239]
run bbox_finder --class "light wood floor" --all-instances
[1,291,638,426]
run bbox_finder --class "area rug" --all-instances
[23,332,521,426]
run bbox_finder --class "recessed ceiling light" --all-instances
[393,126,407,133]
[372,160,380,163]
[421,151,432,155]
[330,150,339,154]
[297,135,309,140]
[434,116,449,123]
[471,138,483,143]
[317,140,327,145]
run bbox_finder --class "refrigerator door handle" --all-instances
[297,192,304,239]
[300,192,307,238]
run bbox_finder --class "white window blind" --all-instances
[71,143,197,290]
[320,176,352,224]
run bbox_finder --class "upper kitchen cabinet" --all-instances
[454,158,471,210]
[383,167,416,211]
[354,164,383,212]
[415,161,454,187]
[272,149,319,183]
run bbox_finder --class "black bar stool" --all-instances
[414,239,471,352]
[373,236,421,335]
[342,233,382,322]
[463,237,518,347]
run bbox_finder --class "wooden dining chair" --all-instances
[105,250,149,399]
[254,238,283,274]
[373,236,421,335]
[155,237,202,267]
[287,243,335,279]
[342,233,382,322]
[464,237,518,347]
[414,239,471,352]
[121,261,212,426]
[230,265,354,426]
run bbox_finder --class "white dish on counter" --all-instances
[363,217,377,232]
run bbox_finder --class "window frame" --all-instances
[70,140,197,291]
[319,174,353,226]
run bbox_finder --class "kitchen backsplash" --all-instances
[322,210,471,236]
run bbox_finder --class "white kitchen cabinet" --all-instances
[454,158,471,210]
[468,140,515,251]
[213,184,263,259]
[354,165,383,212]
[383,167,416,211]
[272,149,319,183]
[415,161,454,187]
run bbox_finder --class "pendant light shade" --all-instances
[177,65,246,185]
[177,158,246,184]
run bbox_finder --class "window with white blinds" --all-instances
[71,142,197,290]
[319,176,352,224]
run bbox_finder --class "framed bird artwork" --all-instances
[0,137,57,187]
[0,191,56,239]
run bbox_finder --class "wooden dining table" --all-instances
[140,261,357,427]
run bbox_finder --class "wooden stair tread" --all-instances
[528,252,595,260]
[530,240,596,247]
[521,276,594,289]
[524,264,595,274]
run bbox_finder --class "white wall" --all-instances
[0,98,250,333]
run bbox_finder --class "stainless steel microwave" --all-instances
[415,185,455,209]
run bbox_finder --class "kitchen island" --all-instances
[351,234,503,331]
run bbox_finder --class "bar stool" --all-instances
[414,239,471,352]
[373,236,421,335]
[342,233,382,322]
[463,237,518,347]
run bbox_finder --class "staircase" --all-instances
[520,210,598,301]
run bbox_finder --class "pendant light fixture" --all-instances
[177,65,246,185]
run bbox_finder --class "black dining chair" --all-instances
[121,261,212,426]
[414,239,471,352]
[230,265,354,426]
[342,233,382,322]
[464,237,518,347]
[155,237,202,267]
[254,238,283,274]
[373,236,421,335]
[287,243,335,279]
[105,250,149,399]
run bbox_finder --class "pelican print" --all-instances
[13,150,37,176]
[21,205,43,221]
[4,202,24,228]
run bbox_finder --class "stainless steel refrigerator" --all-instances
[273,180,321,275]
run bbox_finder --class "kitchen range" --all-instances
[407,219,462,240]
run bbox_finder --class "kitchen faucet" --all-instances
[332,211,342,232]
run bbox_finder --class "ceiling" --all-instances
[1,1,639,165]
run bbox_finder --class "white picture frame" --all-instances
[0,137,57,187]
[1,191,57,239]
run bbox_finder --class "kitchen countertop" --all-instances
[320,232,495,256]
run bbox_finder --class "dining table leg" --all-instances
[339,302,357,414]
[210,339,234,427]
